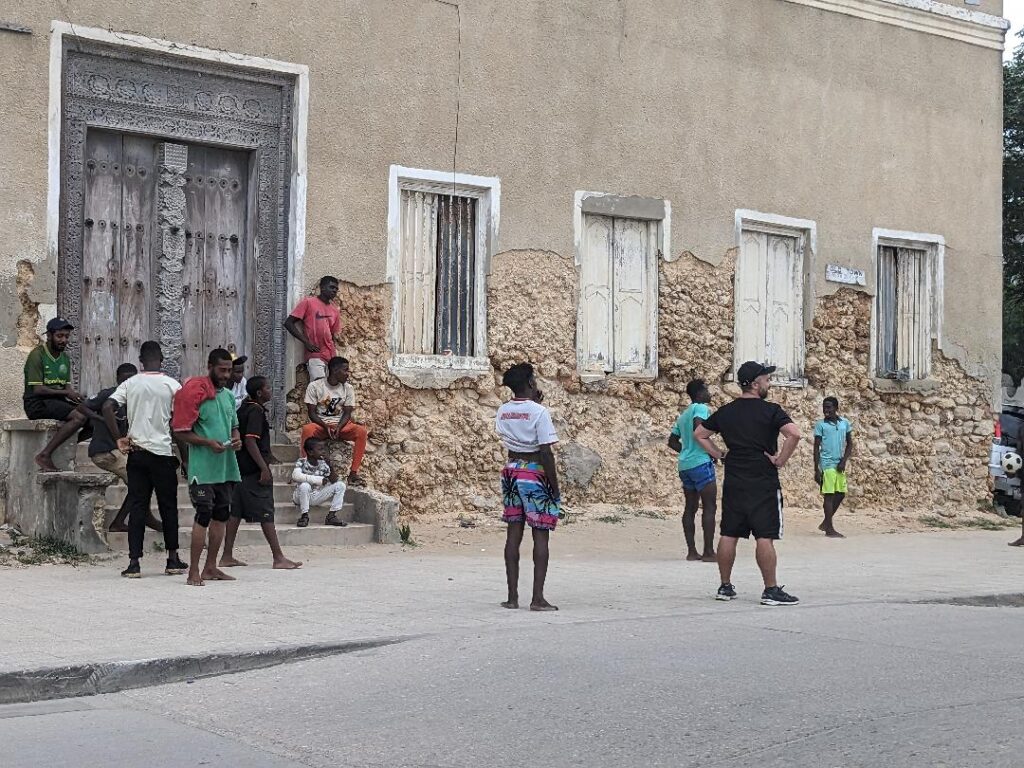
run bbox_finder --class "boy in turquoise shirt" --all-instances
[668,379,723,562]
[813,396,853,538]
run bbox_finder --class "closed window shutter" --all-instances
[398,189,438,355]
[612,218,654,375]
[580,214,614,373]
[877,246,898,375]
[764,233,802,380]
[735,229,769,369]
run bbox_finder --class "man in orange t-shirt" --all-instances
[283,276,341,381]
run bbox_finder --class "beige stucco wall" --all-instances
[0,0,1006,418]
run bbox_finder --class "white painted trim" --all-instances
[573,191,670,381]
[869,227,946,380]
[780,0,1008,50]
[386,165,500,385]
[46,21,310,387]
[734,210,817,386]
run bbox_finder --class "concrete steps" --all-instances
[75,443,378,550]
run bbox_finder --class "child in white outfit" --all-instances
[292,437,347,527]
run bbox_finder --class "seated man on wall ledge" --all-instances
[26,317,92,472]
[301,356,369,487]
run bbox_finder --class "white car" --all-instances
[991,403,1024,517]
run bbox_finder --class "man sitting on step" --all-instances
[27,318,92,472]
[301,356,369,487]
[219,375,302,570]
[292,437,348,528]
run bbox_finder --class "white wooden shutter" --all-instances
[764,233,802,380]
[612,218,654,375]
[735,229,769,369]
[877,246,898,376]
[580,214,614,373]
[895,247,931,379]
[398,189,438,355]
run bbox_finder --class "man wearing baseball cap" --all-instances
[25,318,91,471]
[694,361,802,605]
[229,354,248,410]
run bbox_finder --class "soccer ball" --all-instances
[1001,451,1023,475]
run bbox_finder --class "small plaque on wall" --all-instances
[826,264,866,286]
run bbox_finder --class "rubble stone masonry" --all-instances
[286,248,992,520]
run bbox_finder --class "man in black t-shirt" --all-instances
[695,361,801,606]
[219,376,301,570]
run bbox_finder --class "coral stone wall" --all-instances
[286,248,992,519]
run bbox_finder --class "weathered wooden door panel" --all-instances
[612,218,650,374]
[182,146,206,379]
[579,214,614,373]
[81,131,123,396]
[184,144,250,369]
[119,135,156,372]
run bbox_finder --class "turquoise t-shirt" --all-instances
[187,388,241,485]
[814,417,852,471]
[671,403,712,472]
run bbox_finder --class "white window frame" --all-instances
[733,210,816,388]
[386,165,500,388]
[573,191,672,381]
[870,228,944,385]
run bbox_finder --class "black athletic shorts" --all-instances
[231,473,275,524]
[24,397,77,421]
[720,480,784,540]
[189,482,233,527]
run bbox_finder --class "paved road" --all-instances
[2,527,1023,767]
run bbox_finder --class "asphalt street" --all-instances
[3,589,1021,767]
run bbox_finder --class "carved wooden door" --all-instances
[181,145,251,378]
[80,131,156,396]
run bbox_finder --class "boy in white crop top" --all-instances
[494,362,561,612]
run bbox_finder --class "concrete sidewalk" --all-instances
[3,519,1023,680]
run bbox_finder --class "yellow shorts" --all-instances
[821,468,848,495]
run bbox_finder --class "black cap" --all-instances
[45,317,74,333]
[737,361,776,387]
[231,354,248,367]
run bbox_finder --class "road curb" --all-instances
[0,636,413,705]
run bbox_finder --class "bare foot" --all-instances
[702,552,717,563]
[145,516,163,532]
[825,530,845,539]
[501,600,519,609]
[34,454,59,472]
[108,522,129,533]
[1009,537,1024,547]
[186,570,204,587]
[686,552,702,562]
[530,600,559,612]
[272,558,302,569]
[219,556,248,567]
[201,568,236,581]
[348,472,367,488]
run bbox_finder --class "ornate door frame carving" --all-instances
[52,27,307,430]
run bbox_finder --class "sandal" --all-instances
[296,513,309,528]
[347,473,367,488]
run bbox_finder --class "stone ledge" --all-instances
[872,377,941,394]
[2,419,63,432]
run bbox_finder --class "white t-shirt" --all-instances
[110,372,182,456]
[304,379,356,425]
[231,377,247,410]
[495,398,559,453]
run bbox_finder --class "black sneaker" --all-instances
[121,561,141,579]
[296,513,309,528]
[715,583,737,601]
[761,585,800,606]
[325,511,348,527]
[165,556,188,575]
